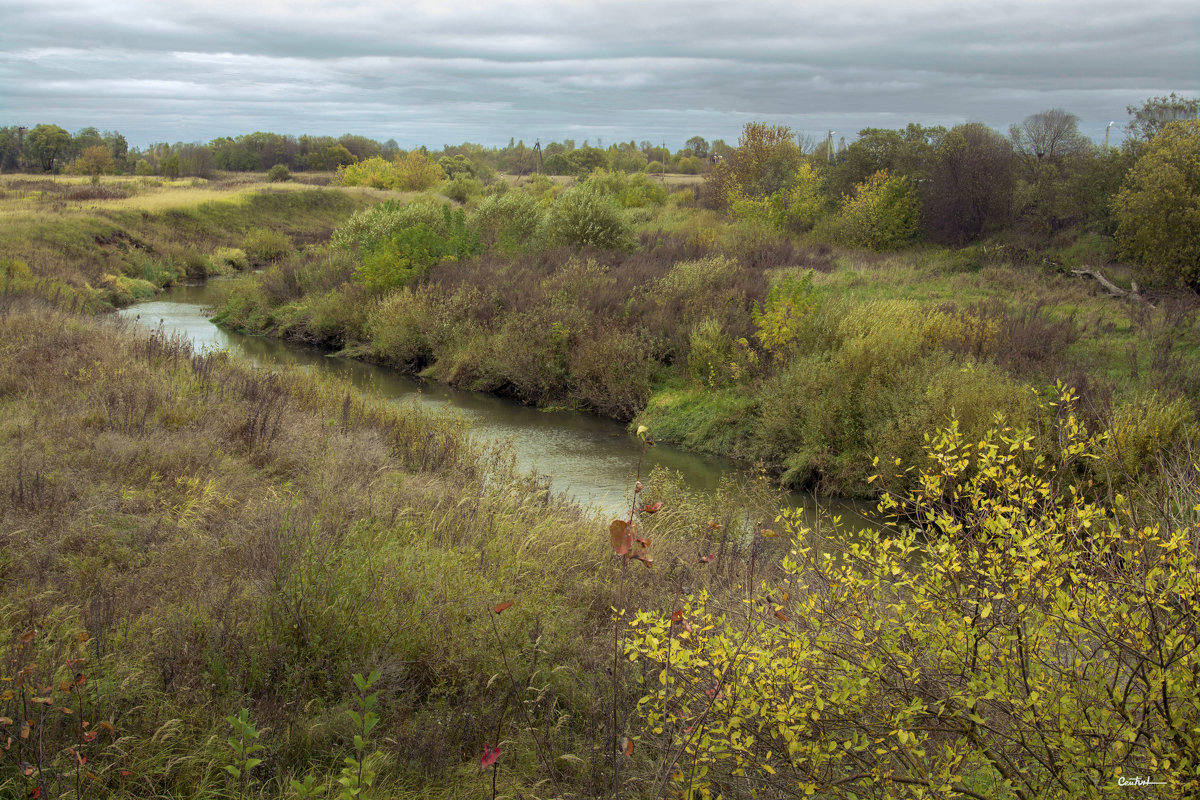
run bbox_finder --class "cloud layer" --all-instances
[1,0,1196,147]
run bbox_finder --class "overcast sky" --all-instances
[1,0,1196,149]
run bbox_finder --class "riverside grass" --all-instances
[0,174,379,311]
[0,305,780,799]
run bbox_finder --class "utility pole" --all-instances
[827,131,835,165]
[1105,121,1115,152]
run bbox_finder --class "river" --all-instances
[118,281,875,529]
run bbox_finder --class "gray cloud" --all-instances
[1,0,1196,147]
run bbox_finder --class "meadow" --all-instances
[3,110,1200,797]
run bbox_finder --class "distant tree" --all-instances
[73,144,116,178]
[0,126,21,172]
[392,150,445,190]
[566,145,609,175]
[825,124,944,199]
[337,134,382,162]
[710,139,732,160]
[685,135,709,159]
[106,131,129,172]
[437,153,476,178]
[72,126,104,160]
[1113,120,1200,289]
[1010,109,1093,233]
[381,138,400,159]
[706,122,804,207]
[1125,93,1200,143]
[25,124,72,171]
[923,123,1014,244]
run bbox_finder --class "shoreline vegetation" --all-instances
[3,101,1200,797]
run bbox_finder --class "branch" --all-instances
[1070,266,1154,307]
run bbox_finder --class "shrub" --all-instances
[686,317,736,387]
[469,191,545,252]
[241,228,294,266]
[266,163,292,182]
[211,247,250,273]
[356,205,480,293]
[393,150,446,191]
[542,184,636,251]
[338,156,402,189]
[629,389,1200,798]
[441,172,483,204]
[819,169,921,250]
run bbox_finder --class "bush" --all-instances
[542,184,636,251]
[393,150,446,191]
[818,169,921,250]
[266,163,292,182]
[441,172,483,204]
[469,191,545,252]
[629,389,1200,798]
[355,205,480,293]
[211,247,250,273]
[338,156,402,189]
[241,228,294,266]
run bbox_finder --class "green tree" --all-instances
[0,126,21,172]
[25,124,72,172]
[1113,120,1200,289]
[73,144,115,178]
[685,135,709,159]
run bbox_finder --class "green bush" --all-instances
[441,172,483,204]
[818,169,921,250]
[542,184,637,251]
[687,317,736,387]
[355,205,480,293]
[267,163,292,182]
[338,156,402,189]
[469,191,545,252]
[211,247,250,273]
[242,227,294,266]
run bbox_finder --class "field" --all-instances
[2,159,1200,798]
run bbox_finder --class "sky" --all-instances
[1,0,1197,149]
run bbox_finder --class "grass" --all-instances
[0,302,781,799]
[0,174,379,310]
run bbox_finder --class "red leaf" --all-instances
[671,609,684,624]
[30,786,42,799]
[774,610,791,623]
[493,602,513,615]
[609,520,633,556]
[707,521,722,530]
[118,770,133,778]
[619,735,634,757]
[635,537,651,548]
[631,553,653,568]
[82,730,99,743]
[481,744,501,769]
[637,501,664,515]
[19,630,35,644]
[699,553,716,564]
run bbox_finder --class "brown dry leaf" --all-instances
[609,520,633,556]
